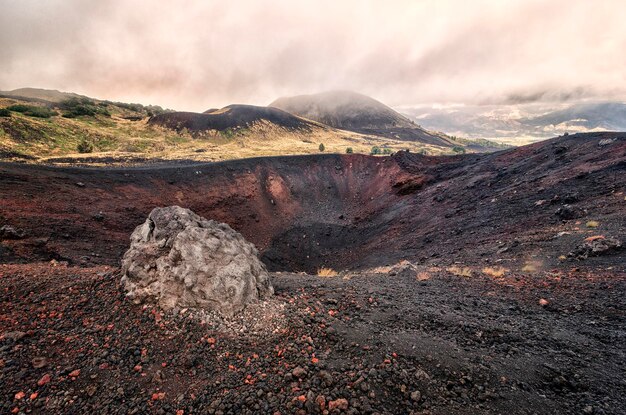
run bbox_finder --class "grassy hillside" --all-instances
[0,91,506,165]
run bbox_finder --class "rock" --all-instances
[328,398,348,411]
[315,395,326,411]
[32,357,48,369]
[410,390,421,402]
[1,331,26,341]
[555,205,585,220]
[86,384,97,397]
[92,212,105,222]
[38,374,52,386]
[0,225,26,240]
[569,236,621,259]
[292,366,307,378]
[121,206,273,316]
[318,370,333,386]
[388,260,418,279]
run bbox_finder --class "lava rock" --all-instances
[121,206,273,316]
[555,205,585,220]
[0,225,26,240]
[568,236,622,259]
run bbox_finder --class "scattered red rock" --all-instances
[328,398,349,410]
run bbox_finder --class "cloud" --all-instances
[1,0,625,111]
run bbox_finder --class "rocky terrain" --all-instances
[0,131,624,414]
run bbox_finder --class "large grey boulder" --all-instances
[121,206,273,316]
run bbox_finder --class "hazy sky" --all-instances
[1,0,625,111]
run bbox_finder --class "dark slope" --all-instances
[1,132,623,272]
[149,104,317,132]
[270,90,457,146]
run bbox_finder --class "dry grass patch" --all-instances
[416,271,431,281]
[317,267,338,277]
[446,266,473,277]
[521,260,542,273]
[481,266,508,277]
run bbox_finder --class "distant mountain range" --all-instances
[402,101,626,144]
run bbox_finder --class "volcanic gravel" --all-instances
[1,262,625,415]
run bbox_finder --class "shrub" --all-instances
[61,98,110,118]
[77,139,94,153]
[346,147,353,154]
[452,146,466,154]
[370,146,381,155]
[319,143,325,152]
[382,148,392,155]
[0,108,11,117]
[7,104,56,118]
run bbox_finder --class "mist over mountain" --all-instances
[403,101,626,143]
[270,90,459,147]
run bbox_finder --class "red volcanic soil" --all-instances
[0,132,624,273]
[0,132,625,414]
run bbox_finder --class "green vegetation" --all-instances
[319,143,325,152]
[77,139,94,153]
[7,104,57,118]
[220,128,236,139]
[0,108,11,117]
[346,147,353,153]
[107,101,170,117]
[370,146,393,155]
[452,146,466,154]
[60,98,110,118]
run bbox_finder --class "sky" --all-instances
[1,0,625,111]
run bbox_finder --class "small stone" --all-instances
[69,369,81,377]
[539,298,549,307]
[86,384,97,397]
[2,331,26,341]
[328,398,348,411]
[37,374,52,386]
[410,390,422,402]
[292,366,307,378]
[318,370,333,385]
[315,395,326,410]
[32,357,48,369]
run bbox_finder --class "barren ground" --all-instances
[0,132,624,414]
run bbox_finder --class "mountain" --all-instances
[0,87,86,103]
[404,101,626,144]
[149,104,318,132]
[2,89,466,164]
[269,90,459,147]
[524,102,626,131]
